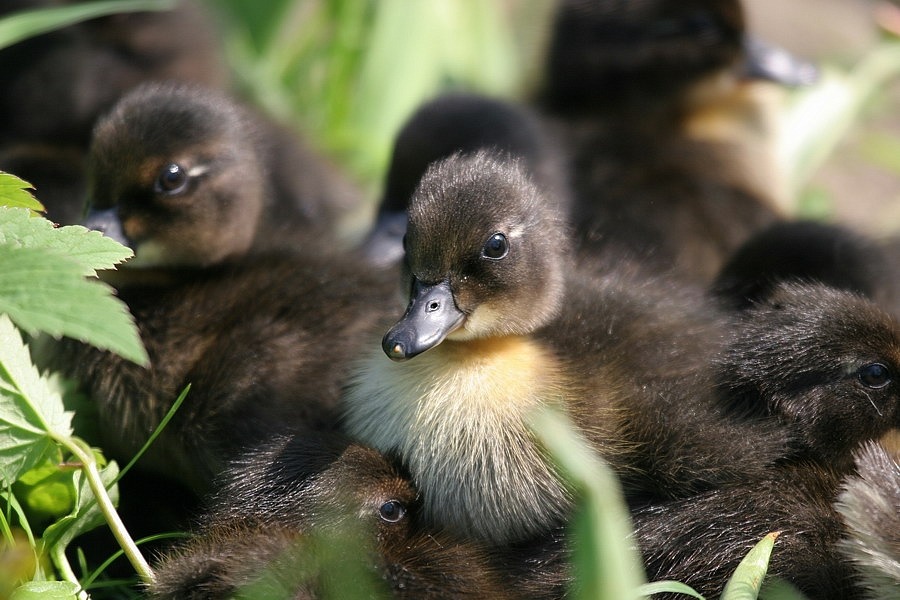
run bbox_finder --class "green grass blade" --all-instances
[0,0,175,51]
[640,580,706,599]
[721,532,780,600]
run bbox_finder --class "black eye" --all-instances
[378,500,406,523]
[482,232,509,260]
[858,363,891,389]
[155,163,189,195]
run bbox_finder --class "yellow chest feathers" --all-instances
[343,335,574,544]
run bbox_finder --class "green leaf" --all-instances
[42,460,119,555]
[9,580,79,600]
[0,173,43,213]
[0,314,73,486]
[640,581,705,599]
[0,207,132,277]
[11,459,77,524]
[0,0,175,51]
[0,245,147,366]
[530,407,646,600]
[721,532,780,600]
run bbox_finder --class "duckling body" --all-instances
[45,82,396,491]
[344,152,791,545]
[151,435,567,599]
[536,0,810,280]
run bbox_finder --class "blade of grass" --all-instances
[720,532,780,600]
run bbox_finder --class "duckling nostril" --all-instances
[426,300,441,312]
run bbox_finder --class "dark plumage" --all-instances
[361,92,569,266]
[44,82,397,491]
[536,0,812,280]
[344,152,791,545]
[84,82,359,259]
[632,462,856,600]
[150,435,569,599]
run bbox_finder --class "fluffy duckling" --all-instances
[836,441,900,599]
[715,281,900,472]
[151,435,568,599]
[344,151,792,545]
[536,0,815,280]
[83,81,359,266]
[361,93,570,266]
[44,83,397,491]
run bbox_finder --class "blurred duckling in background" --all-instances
[151,435,569,600]
[344,151,800,546]
[536,0,816,281]
[44,82,397,493]
[360,92,570,267]
[0,0,230,224]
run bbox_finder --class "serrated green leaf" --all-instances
[41,460,119,554]
[0,173,44,213]
[0,314,72,486]
[0,245,148,366]
[0,207,132,276]
[0,0,175,51]
[9,580,79,600]
[721,532,780,600]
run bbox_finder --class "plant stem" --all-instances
[50,543,89,600]
[58,438,154,585]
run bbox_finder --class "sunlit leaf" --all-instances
[721,532,780,600]
[0,314,72,486]
[0,173,43,213]
[9,580,79,600]
[41,461,119,554]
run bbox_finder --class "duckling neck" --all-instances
[344,334,573,544]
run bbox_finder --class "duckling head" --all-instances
[540,0,815,115]
[719,282,900,466]
[382,151,567,360]
[85,82,266,269]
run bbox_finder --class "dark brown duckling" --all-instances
[536,0,815,281]
[361,92,570,267]
[715,281,900,471]
[344,151,793,545]
[835,441,900,599]
[43,82,398,492]
[150,435,568,599]
[83,81,358,261]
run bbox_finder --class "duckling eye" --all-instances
[482,233,509,260]
[858,363,891,389]
[155,163,189,195]
[378,500,406,523]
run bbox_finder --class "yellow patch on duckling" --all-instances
[344,334,574,544]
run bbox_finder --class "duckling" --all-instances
[83,82,359,265]
[361,93,570,266]
[836,441,900,599]
[535,0,815,280]
[343,151,793,545]
[151,434,568,599]
[715,281,900,471]
[44,83,398,491]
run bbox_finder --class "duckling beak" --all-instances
[382,278,465,361]
[83,206,131,248]
[741,36,819,87]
